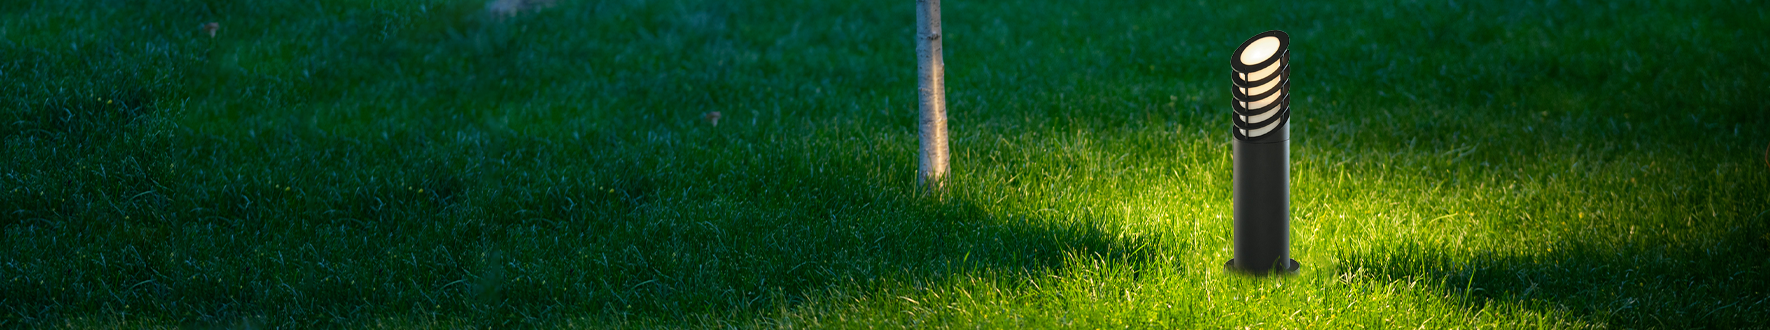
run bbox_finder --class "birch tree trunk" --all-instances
[915,0,950,192]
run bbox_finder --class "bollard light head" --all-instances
[1231,30,1289,74]
[1239,36,1283,67]
[1231,30,1291,141]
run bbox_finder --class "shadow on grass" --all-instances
[1335,212,1770,328]
[546,133,1170,325]
[0,119,1172,328]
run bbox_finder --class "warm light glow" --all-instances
[1243,61,1283,83]
[1243,120,1280,137]
[1244,90,1284,109]
[1241,102,1281,122]
[1243,79,1283,100]
[1239,36,1282,65]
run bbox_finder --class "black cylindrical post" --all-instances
[1226,30,1301,275]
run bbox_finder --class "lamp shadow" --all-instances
[1332,214,1769,328]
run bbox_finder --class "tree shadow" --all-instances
[0,119,1175,328]
[537,130,1172,325]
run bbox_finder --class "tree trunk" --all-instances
[915,0,950,192]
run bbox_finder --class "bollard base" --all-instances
[1224,258,1302,276]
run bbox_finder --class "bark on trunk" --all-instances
[915,0,950,192]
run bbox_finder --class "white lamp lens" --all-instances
[1244,59,1284,82]
[1239,37,1283,65]
[1245,89,1283,109]
[1244,76,1283,98]
[1241,102,1282,123]
[1244,119,1281,137]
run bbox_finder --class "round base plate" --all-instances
[1224,258,1302,276]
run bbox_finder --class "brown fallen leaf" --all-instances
[486,0,557,17]
[703,111,722,126]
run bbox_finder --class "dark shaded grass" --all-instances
[2,117,1161,327]
[3,0,1769,328]
[1312,113,1770,328]
[1349,235,1769,329]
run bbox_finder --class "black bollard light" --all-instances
[1225,30,1301,275]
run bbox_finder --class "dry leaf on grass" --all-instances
[703,111,722,126]
[486,0,557,17]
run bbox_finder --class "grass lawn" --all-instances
[3,0,1768,328]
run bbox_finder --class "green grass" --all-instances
[3,0,1768,328]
